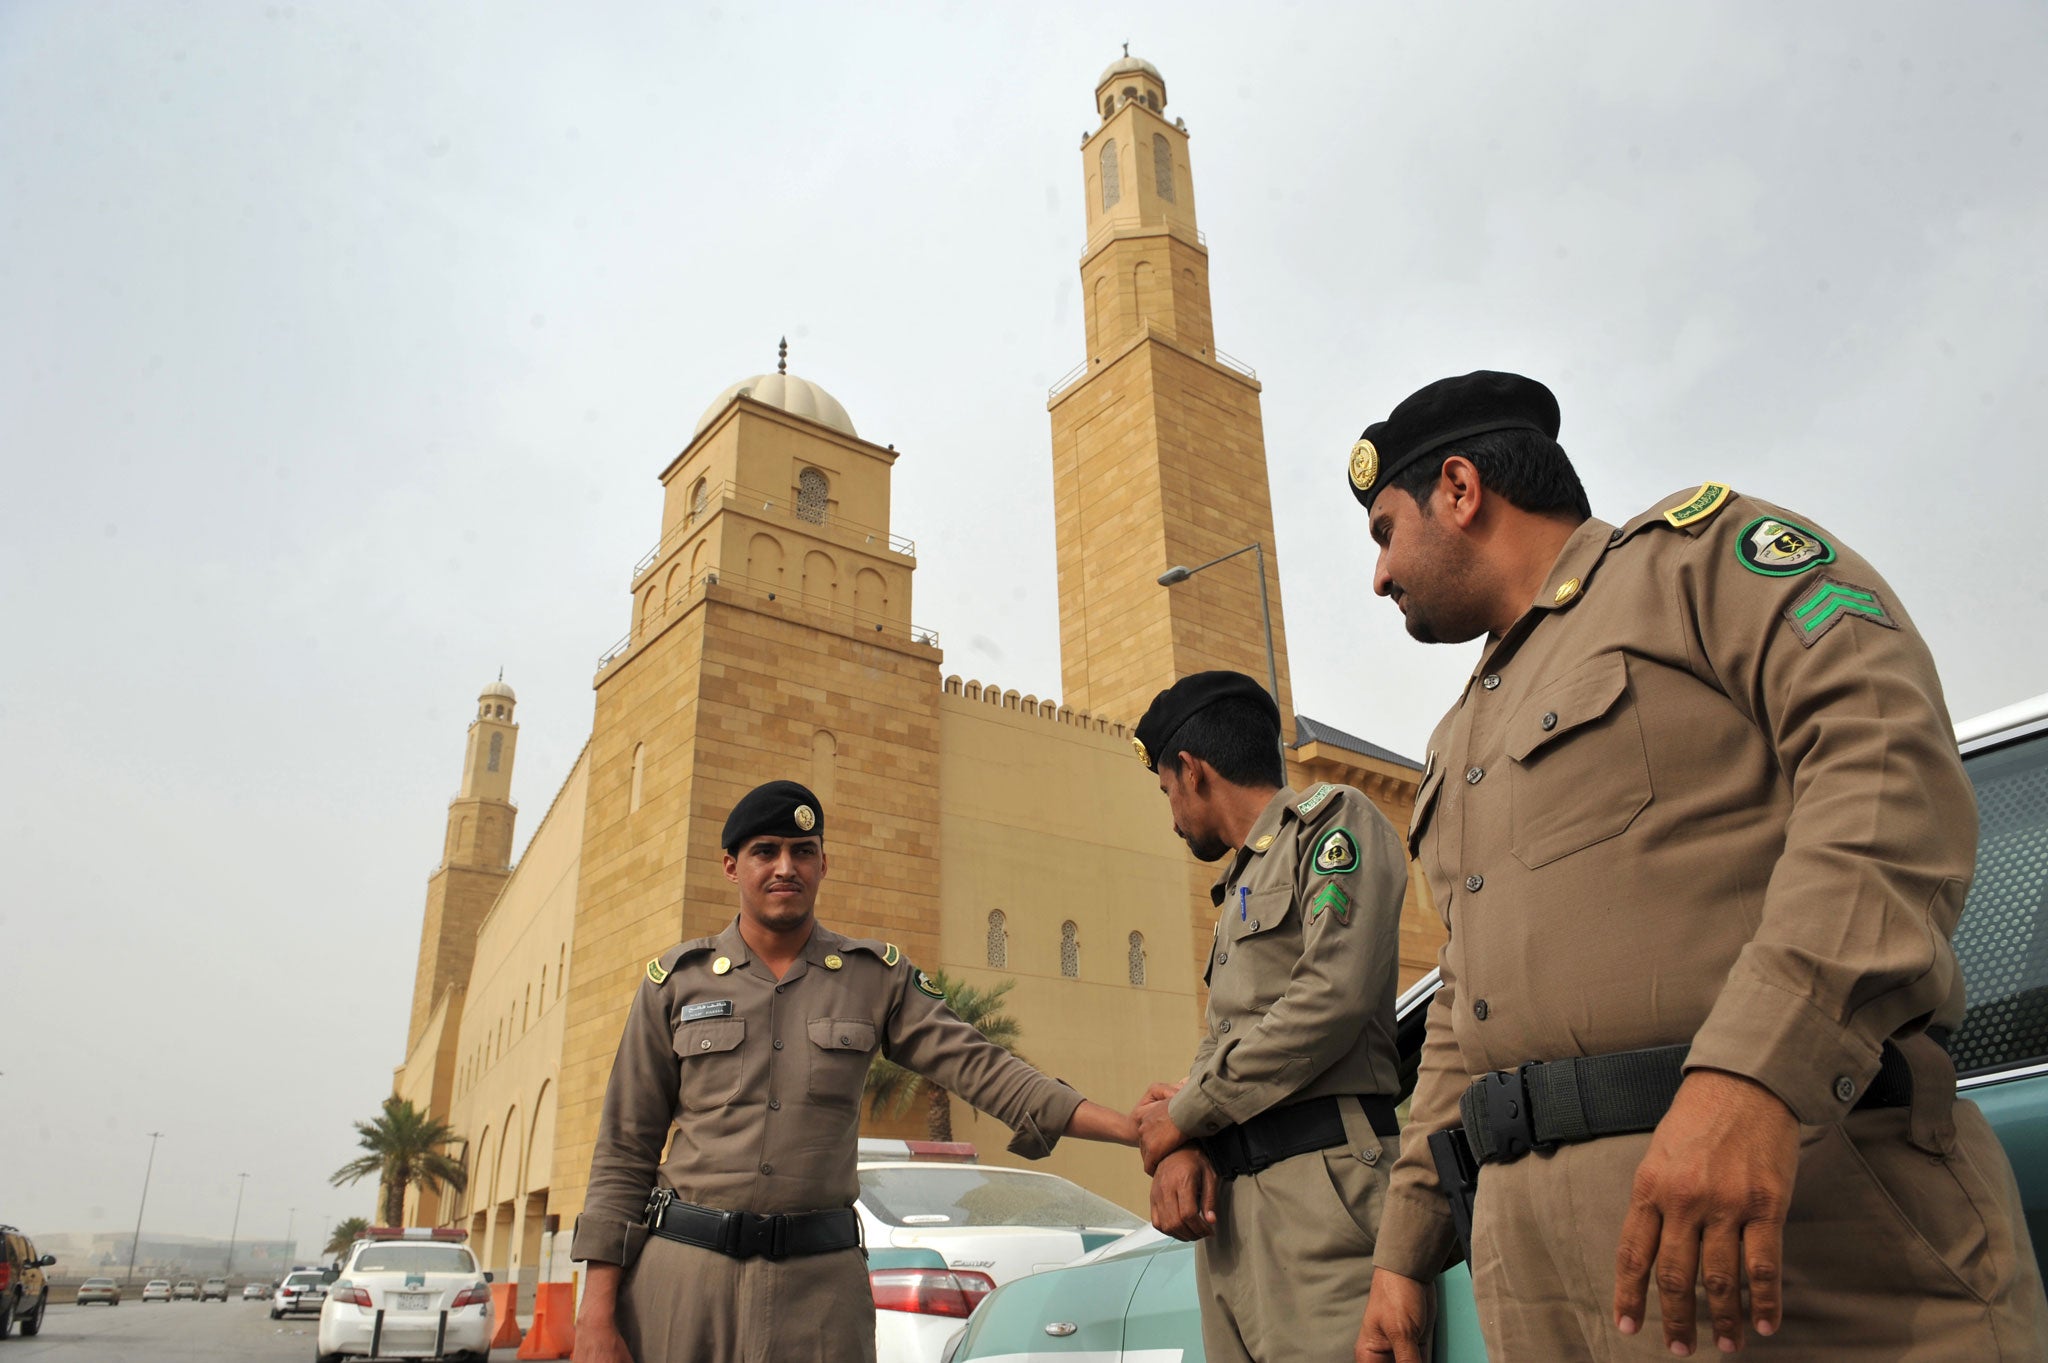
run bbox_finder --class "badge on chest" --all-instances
[680,1000,735,1023]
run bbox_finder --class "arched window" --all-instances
[523,985,530,1032]
[796,468,829,524]
[488,732,503,773]
[1099,139,1121,210]
[1153,134,1175,202]
[557,944,566,998]
[1059,921,1079,979]
[986,910,1008,968]
[1128,931,1147,986]
[539,965,547,1010]
[689,476,709,525]
[629,742,645,814]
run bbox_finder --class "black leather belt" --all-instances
[1460,1036,1934,1167]
[1198,1094,1400,1181]
[643,1190,860,1261]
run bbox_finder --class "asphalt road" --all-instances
[5,1298,525,1363]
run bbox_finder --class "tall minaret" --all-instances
[1048,51,1295,736]
[405,678,520,1054]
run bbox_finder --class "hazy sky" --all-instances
[5,2,2045,1246]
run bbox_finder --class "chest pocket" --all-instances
[806,1018,878,1106]
[1505,652,1652,869]
[1407,763,1445,861]
[1226,885,1294,949]
[674,1018,746,1112]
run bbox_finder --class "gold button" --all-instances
[1553,578,1581,605]
[712,956,732,975]
[824,954,842,970]
[699,1039,712,1050]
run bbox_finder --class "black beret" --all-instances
[1131,671,1281,773]
[1347,371,1560,512]
[721,780,824,852]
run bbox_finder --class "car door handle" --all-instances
[1044,1322,1077,1337]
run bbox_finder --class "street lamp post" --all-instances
[225,1172,248,1275]
[283,1207,296,1270]
[1157,541,1286,766]
[124,1131,164,1285]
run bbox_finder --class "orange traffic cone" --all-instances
[516,1283,577,1360]
[489,1283,524,1349]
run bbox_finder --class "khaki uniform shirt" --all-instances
[1375,486,1976,1280]
[572,918,1084,1267]
[1167,783,1409,1139]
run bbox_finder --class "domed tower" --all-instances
[1049,51,1294,736]
[406,676,521,1054]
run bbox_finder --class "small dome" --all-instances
[1097,53,1164,90]
[480,679,516,702]
[694,371,856,439]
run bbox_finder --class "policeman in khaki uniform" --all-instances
[1343,372,2048,1361]
[1128,672,1410,1363]
[570,780,1137,1363]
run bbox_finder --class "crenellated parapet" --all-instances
[941,674,1132,739]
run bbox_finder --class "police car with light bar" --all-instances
[316,1227,494,1363]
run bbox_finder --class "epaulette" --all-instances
[1614,483,1737,548]
[842,939,904,968]
[1295,782,1342,820]
[647,938,716,985]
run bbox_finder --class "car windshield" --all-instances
[858,1166,1144,1230]
[84,1279,114,1287]
[285,1273,324,1287]
[350,1244,476,1274]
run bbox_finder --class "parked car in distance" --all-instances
[854,1140,1144,1363]
[271,1270,329,1318]
[0,1228,54,1338]
[949,695,2048,1363]
[316,1227,492,1363]
[171,1279,200,1301]
[141,1279,172,1303]
[199,1277,228,1301]
[242,1281,270,1300]
[75,1277,121,1306]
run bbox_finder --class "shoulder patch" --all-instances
[645,956,670,986]
[1296,783,1338,817]
[882,942,902,968]
[1736,515,1835,577]
[913,968,945,1000]
[1663,482,1734,529]
[1785,576,1897,647]
[1311,827,1360,876]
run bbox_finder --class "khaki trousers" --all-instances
[1195,1097,1395,1363]
[1469,1101,2048,1361]
[617,1234,874,1363]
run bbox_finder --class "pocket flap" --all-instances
[807,1018,877,1052]
[675,1018,745,1057]
[1505,653,1631,763]
[1236,885,1293,939]
[1407,764,1445,855]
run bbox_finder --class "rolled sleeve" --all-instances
[571,974,679,1267]
[885,968,1083,1159]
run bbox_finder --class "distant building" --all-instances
[390,55,1441,1296]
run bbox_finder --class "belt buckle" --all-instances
[1478,1064,1548,1164]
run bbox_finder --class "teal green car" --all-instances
[946,695,2048,1362]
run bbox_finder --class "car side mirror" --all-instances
[484,1272,494,1283]
[37,1256,55,1267]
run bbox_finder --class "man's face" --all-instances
[1369,484,1489,644]
[1158,760,1233,863]
[723,835,826,932]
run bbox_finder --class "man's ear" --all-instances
[722,851,740,885]
[1439,455,1485,530]
[1178,752,1212,796]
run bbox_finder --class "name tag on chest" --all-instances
[681,1000,735,1022]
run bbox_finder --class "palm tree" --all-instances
[329,1096,467,1226]
[324,1217,369,1261]
[863,972,1025,1142]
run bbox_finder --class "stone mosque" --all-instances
[389,53,1443,1293]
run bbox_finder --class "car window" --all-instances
[285,1272,325,1287]
[348,1244,477,1274]
[1953,729,2048,1077]
[859,1166,1143,1230]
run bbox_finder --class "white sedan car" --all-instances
[315,1232,493,1363]
[855,1141,1143,1363]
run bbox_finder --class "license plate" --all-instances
[395,1293,430,1311]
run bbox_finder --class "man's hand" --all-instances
[573,1262,635,1363]
[1355,1267,1434,1363]
[1135,1079,1185,1108]
[1149,1147,1219,1240]
[1613,1069,1799,1356]
[1134,1098,1188,1175]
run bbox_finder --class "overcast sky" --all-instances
[4,1,2044,1247]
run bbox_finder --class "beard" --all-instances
[1183,830,1233,862]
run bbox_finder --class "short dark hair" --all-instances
[1154,695,1285,788]
[1389,427,1591,520]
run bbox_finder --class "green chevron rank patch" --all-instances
[1785,577,1897,647]
[1310,882,1352,924]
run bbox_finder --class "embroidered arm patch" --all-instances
[913,968,945,1000]
[1310,882,1352,924]
[1784,576,1897,647]
[646,956,670,985]
[1311,827,1360,875]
